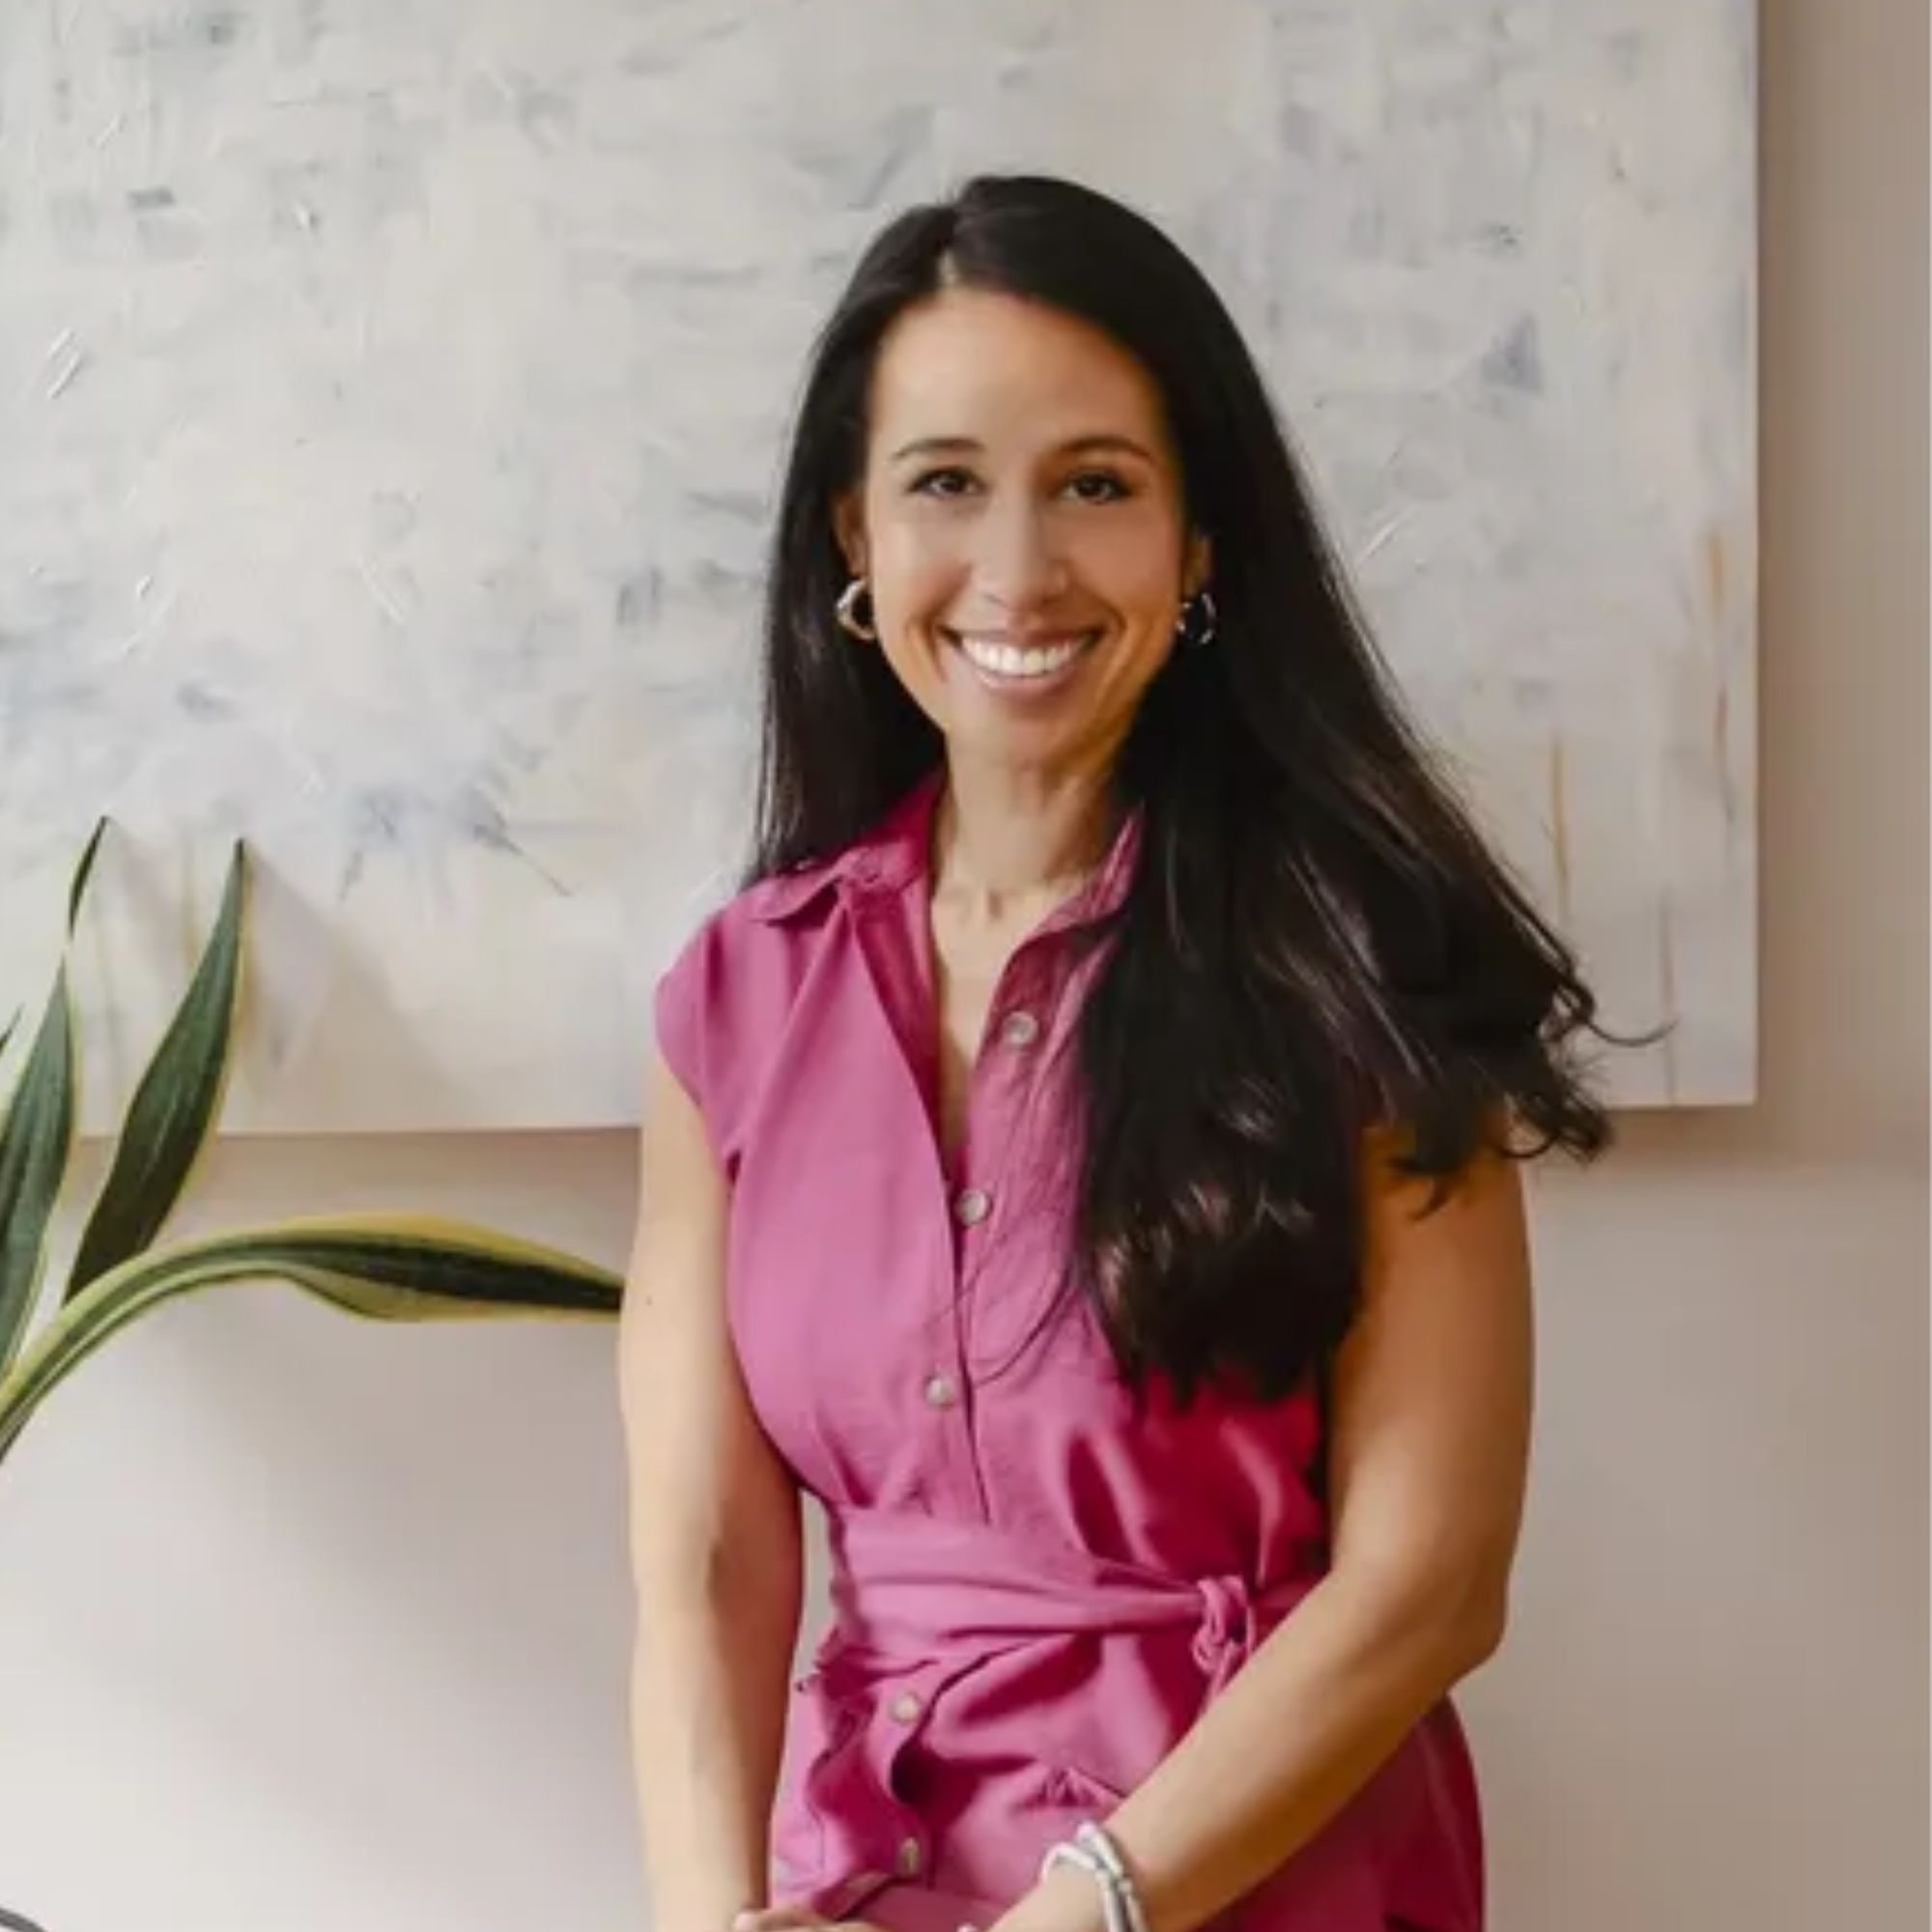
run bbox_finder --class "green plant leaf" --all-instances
[0,977,75,1377]
[0,822,110,1375]
[68,841,248,1296]
[0,1214,622,1466]
[67,817,108,925]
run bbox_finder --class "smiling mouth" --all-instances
[943,628,1103,683]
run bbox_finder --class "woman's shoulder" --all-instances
[676,776,941,962]
[655,780,939,1094]
[651,852,865,1151]
[655,839,858,1030]
[669,849,852,968]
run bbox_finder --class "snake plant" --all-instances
[0,827,623,1470]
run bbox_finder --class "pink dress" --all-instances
[653,775,1483,1932]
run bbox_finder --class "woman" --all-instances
[620,175,1608,1932]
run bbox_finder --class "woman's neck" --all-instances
[930,758,1115,927]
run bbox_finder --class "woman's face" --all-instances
[838,288,1208,782]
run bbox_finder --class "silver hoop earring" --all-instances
[836,576,877,640]
[1178,588,1217,649]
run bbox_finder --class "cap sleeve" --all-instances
[652,912,723,1122]
[648,882,824,1173]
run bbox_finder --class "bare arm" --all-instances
[620,1051,805,1932]
[992,1134,1535,1932]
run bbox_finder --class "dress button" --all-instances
[999,1009,1040,1048]
[890,1690,923,1723]
[923,1373,958,1410]
[895,1836,924,1878]
[952,1186,991,1228]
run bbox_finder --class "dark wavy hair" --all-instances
[752,174,1614,1405]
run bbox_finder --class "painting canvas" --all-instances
[0,0,1756,1132]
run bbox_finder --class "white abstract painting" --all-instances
[0,0,1756,1132]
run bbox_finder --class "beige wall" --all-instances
[0,1,1923,1929]
[1471,1,1929,1923]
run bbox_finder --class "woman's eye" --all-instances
[1064,469,1132,504]
[910,468,977,498]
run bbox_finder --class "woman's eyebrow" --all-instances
[888,435,981,463]
[887,432,1158,463]
[1058,434,1157,461]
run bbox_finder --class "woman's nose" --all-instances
[974,499,1068,608]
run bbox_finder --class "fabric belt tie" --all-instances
[827,1506,1318,1690]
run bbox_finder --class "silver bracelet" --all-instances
[1041,1842,1128,1932]
[1040,1824,1149,1932]
[1073,1823,1150,1932]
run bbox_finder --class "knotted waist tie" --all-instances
[791,1510,1474,1932]
[827,1506,1320,1690]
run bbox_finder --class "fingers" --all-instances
[733,1909,829,1932]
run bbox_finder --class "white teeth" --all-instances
[955,633,1093,680]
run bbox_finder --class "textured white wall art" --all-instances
[0,0,1756,1130]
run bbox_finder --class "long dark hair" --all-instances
[753,174,1612,1405]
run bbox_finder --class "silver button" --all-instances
[923,1373,958,1410]
[890,1690,923,1723]
[895,1836,923,1878]
[999,1009,1040,1048]
[952,1186,991,1227]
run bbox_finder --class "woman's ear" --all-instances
[833,492,867,580]
[1184,532,1213,599]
